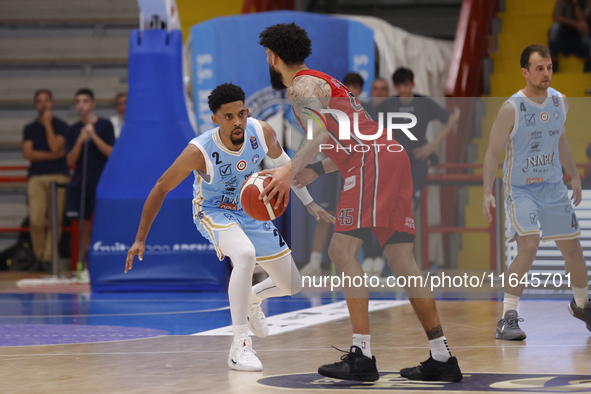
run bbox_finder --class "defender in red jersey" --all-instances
[258,23,462,383]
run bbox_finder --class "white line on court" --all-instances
[192,300,409,336]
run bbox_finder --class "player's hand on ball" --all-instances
[306,201,336,224]
[125,241,145,273]
[293,168,318,189]
[259,164,291,209]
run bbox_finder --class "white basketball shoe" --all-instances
[247,302,269,338]
[300,262,321,277]
[228,336,263,371]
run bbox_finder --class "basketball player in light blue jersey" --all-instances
[125,83,334,371]
[483,44,590,340]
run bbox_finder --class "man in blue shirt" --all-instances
[22,89,70,270]
[65,88,115,266]
[377,68,458,212]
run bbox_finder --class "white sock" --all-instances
[573,285,589,308]
[232,324,248,340]
[429,336,451,362]
[352,333,372,358]
[309,251,322,267]
[503,293,520,316]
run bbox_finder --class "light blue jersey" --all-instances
[189,118,291,261]
[190,117,268,211]
[502,88,580,242]
[503,87,566,187]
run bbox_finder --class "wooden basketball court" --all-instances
[0,278,589,394]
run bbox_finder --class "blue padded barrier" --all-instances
[89,29,227,292]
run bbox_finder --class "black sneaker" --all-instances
[400,353,462,382]
[318,346,379,382]
[568,298,591,332]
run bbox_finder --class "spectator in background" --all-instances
[365,77,390,120]
[22,89,70,271]
[342,72,364,97]
[66,88,115,266]
[582,142,591,189]
[110,92,127,139]
[378,67,457,212]
[548,0,591,72]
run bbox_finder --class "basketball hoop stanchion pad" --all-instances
[89,29,226,292]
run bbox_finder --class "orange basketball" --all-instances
[240,173,287,221]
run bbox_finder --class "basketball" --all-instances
[240,173,287,221]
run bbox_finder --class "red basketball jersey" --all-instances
[292,69,397,175]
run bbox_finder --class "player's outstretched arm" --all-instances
[305,202,336,224]
[482,102,514,222]
[260,76,330,205]
[293,157,338,189]
[125,144,205,273]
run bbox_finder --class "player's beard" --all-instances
[269,65,287,91]
[231,128,245,146]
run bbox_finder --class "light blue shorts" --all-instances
[193,205,290,262]
[504,182,580,242]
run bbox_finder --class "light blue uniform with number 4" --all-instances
[503,88,580,242]
[189,118,290,262]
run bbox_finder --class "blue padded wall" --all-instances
[89,30,227,292]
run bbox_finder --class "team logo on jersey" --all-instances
[219,164,232,177]
[526,177,543,184]
[262,222,272,231]
[528,130,542,139]
[224,213,235,220]
[236,160,247,171]
[552,95,559,106]
[343,175,356,191]
[250,136,258,150]
[522,153,555,172]
[529,213,537,224]
[540,112,549,122]
[197,212,205,220]
[252,154,260,164]
[565,205,572,213]
[554,111,560,120]
[524,113,536,126]
[405,217,415,229]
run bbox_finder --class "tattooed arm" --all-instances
[260,75,332,207]
[287,75,332,175]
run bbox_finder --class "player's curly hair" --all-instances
[259,22,312,65]
[208,83,245,114]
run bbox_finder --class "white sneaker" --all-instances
[300,262,321,277]
[361,257,375,276]
[247,302,268,338]
[372,257,385,277]
[228,336,263,371]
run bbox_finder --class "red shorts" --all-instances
[334,148,415,246]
